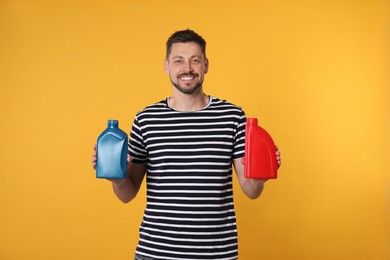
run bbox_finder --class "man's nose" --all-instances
[183,61,194,72]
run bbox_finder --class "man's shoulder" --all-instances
[136,98,168,115]
[210,96,244,111]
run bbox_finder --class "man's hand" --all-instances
[91,145,131,183]
[276,146,281,168]
[240,145,282,168]
[241,146,282,193]
[92,145,97,170]
[92,144,146,203]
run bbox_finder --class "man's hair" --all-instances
[166,29,206,59]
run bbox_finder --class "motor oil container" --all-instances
[244,118,278,179]
[96,120,128,179]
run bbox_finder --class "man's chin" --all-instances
[173,82,202,95]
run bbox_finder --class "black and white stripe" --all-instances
[129,97,246,260]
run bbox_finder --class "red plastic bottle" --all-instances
[244,118,278,179]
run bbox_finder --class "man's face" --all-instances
[164,42,209,95]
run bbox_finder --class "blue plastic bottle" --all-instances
[96,120,128,179]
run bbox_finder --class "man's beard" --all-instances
[170,74,203,95]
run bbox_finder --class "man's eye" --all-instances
[192,59,200,63]
[174,60,182,64]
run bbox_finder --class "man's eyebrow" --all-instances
[171,55,202,59]
[171,55,183,59]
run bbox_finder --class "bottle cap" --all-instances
[247,118,258,125]
[108,120,119,126]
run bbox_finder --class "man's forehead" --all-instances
[170,42,203,56]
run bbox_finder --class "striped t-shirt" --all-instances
[128,96,246,260]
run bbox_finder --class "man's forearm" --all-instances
[111,177,138,203]
[233,158,266,200]
[241,179,265,199]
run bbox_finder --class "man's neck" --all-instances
[168,91,209,112]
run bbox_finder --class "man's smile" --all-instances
[178,73,198,82]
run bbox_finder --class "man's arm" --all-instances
[233,147,281,199]
[233,158,266,199]
[92,147,146,203]
[110,159,146,203]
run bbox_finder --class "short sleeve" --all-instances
[128,116,148,164]
[232,109,246,160]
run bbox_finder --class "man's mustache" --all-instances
[178,72,198,77]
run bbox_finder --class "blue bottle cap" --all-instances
[108,120,119,126]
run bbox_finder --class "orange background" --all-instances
[0,0,388,259]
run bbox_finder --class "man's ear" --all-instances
[164,60,169,74]
[204,58,209,74]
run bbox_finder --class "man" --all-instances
[92,29,281,260]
